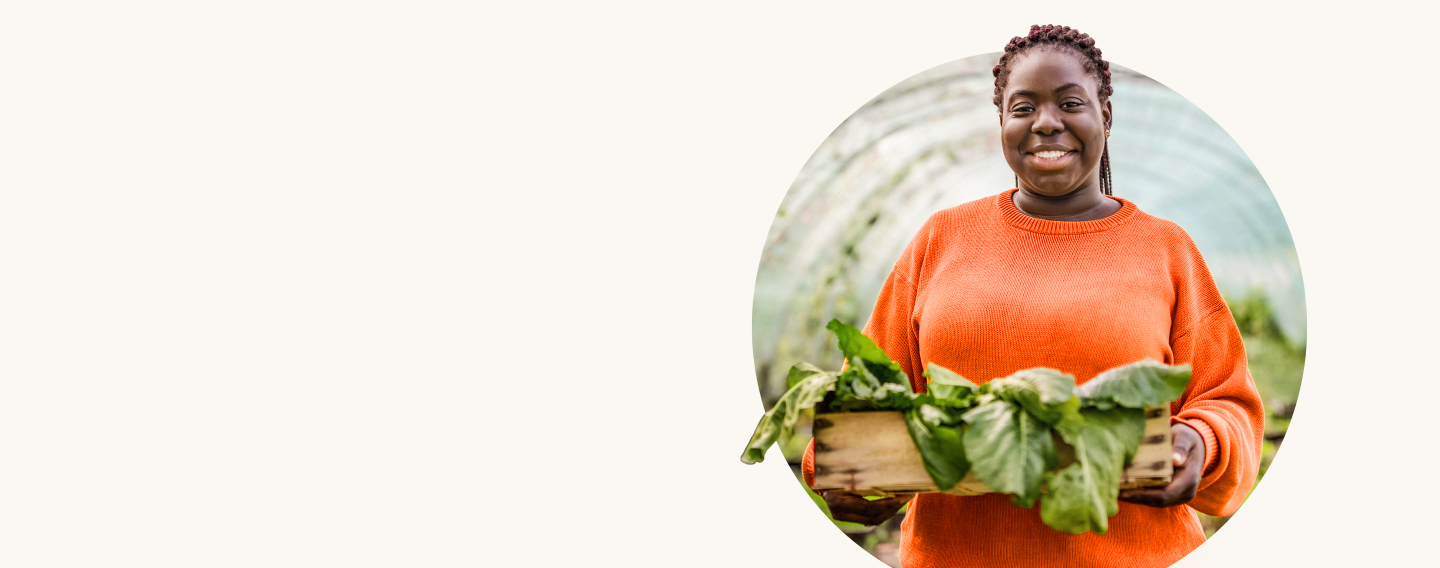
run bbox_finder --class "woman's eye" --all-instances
[1061,101,1081,108]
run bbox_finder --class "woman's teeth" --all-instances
[1033,151,1069,159]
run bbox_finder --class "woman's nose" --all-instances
[1032,106,1063,135]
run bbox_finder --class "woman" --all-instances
[800,25,1264,568]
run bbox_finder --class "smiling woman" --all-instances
[996,28,1117,220]
[791,25,1266,568]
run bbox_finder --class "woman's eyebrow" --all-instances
[1010,83,1085,99]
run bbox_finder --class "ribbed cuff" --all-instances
[1172,416,1218,476]
[801,437,817,488]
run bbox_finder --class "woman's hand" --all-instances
[1118,423,1204,508]
[821,491,915,526]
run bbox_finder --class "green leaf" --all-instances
[870,382,916,411]
[826,319,893,365]
[825,367,883,412]
[1040,407,1147,534]
[740,370,838,464]
[847,362,877,399]
[1038,464,1103,534]
[992,368,1075,405]
[923,364,979,404]
[903,404,970,491]
[1076,360,1192,410]
[988,368,1077,425]
[852,356,900,388]
[786,361,827,388]
[859,357,909,387]
[1080,407,1147,468]
[961,400,1057,505]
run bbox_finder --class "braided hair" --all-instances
[991,24,1114,195]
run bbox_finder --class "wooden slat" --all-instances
[811,411,933,496]
[1121,407,1174,488]
[812,407,1173,497]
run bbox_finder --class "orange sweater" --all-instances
[801,190,1264,568]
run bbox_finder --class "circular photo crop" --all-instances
[745,33,1304,568]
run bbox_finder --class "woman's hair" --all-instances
[991,24,1114,195]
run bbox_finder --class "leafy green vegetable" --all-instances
[869,381,916,410]
[924,364,979,405]
[1076,359,1192,410]
[826,319,896,366]
[858,357,909,388]
[826,317,911,411]
[987,368,1077,426]
[1037,465,1100,532]
[830,355,905,411]
[741,323,1194,536]
[991,368,1075,406]
[786,361,827,388]
[852,354,908,392]
[903,403,970,491]
[743,321,915,465]
[1040,407,1147,534]
[740,366,837,464]
[961,399,1057,506]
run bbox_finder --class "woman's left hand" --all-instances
[1118,423,1204,508]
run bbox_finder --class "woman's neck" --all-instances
[1012,186,1121,222]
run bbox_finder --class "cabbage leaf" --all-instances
[961,399,1057,506]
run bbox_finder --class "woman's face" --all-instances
[999,49,1112,198]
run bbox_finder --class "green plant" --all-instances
[743,320,1191,534]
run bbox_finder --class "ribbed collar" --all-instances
[996,188,1139,235]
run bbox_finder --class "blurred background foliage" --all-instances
[751,54,1305,566]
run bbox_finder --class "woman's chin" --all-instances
[1018,180,1085,198]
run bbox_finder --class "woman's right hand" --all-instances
[822,491,914,526]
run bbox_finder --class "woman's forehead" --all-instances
[1006,49,1099,95]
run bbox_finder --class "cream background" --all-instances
[0,2,1431,567]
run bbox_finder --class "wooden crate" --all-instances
[812,407,1173,497]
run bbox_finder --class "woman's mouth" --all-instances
[1026,150,1076,170]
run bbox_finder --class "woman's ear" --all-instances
[1103,99,1113,132]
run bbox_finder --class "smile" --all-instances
[1025,150,1077,170]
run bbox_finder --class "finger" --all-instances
[1122,467,1196,508]
[823,493,907,523]
[821,492,865,513]
[1165,478,1198,505]
[864,496,911,513]
[864,499,905,511]
[1170,428,1197,467]
[829,502,903,526]
[1118,488,1164,507]
[826,494,890,511]
[1133,483,1181,508]
[1165,456,1203,505]
[831,511,888,526]
[831,514,876,525]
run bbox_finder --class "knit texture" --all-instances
[800,189,1264,568]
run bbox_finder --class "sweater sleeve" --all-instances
[802,249,925,489]
[1169,301,1266,517]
